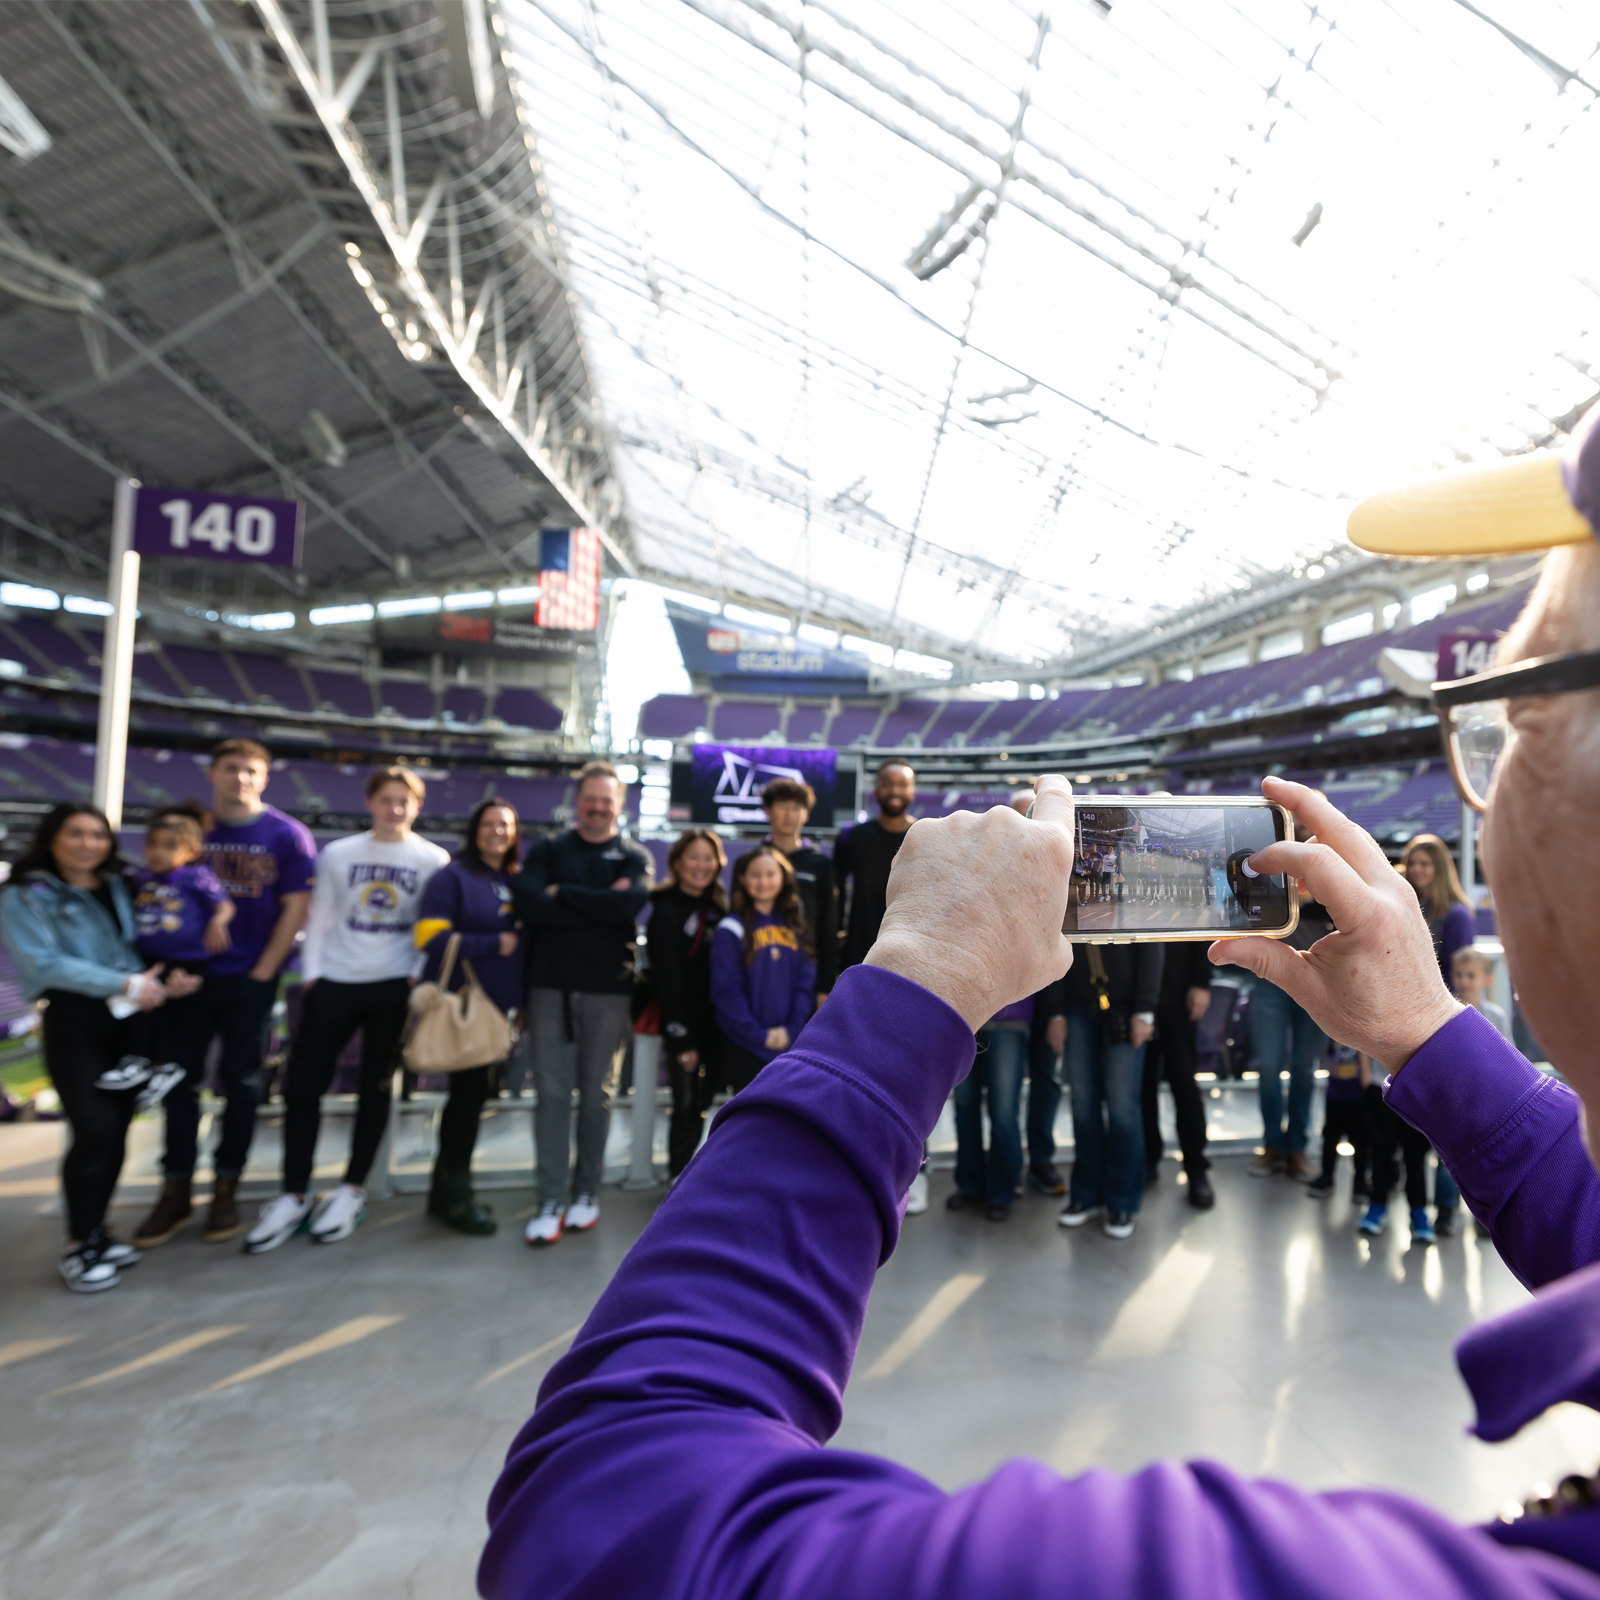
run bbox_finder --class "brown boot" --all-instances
[205,1175,244,1243]
[133,1178,193,1247]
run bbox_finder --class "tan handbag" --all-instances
[404,934,513,1073]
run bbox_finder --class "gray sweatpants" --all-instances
[529,988,632,1206]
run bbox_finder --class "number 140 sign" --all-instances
[131,486,303,567]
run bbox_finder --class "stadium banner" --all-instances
[376,607,585,659]
[666,602,869,694]
[1436,631,1501,683]
[131,486,303,567]
[688,742,838,827]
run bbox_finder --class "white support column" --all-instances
[447,193,464,340]
[621,1032,661,1189]
[310,0,332,95]
[92,479,139,829]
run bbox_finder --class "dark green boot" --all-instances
[427,1170,497,1236]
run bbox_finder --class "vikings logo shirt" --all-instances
[298,830,451,984]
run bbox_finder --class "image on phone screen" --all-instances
[1066,804,1291,935]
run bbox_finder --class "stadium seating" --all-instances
[709,700,784,741]
[442,684,487,724]
[827,704,882,747]
[233,650,315,712]
[638,694,706,738]
[491,686,565,732]
[377,678,435,721]
[784,703,829,743]
[310,669,375,720]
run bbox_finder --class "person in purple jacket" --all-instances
[709,845,814,1095]
[482,406,1600,1599]
[1402,833,1477,982]
[413,797,527,1236]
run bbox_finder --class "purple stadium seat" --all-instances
[919,701,988,747]
[785,702,829,743]
[828,705,882,747]
[711,700,783,741]
[969,701,1036,745]
[493,687,564,732]
[874,699,940,748]
[310,670,374,719]
[233,650,314,711]
[161,644,238,701]
[441,684,487,724]
[378,679,435,721]
[5,617,97,681]
[637,695,706,739]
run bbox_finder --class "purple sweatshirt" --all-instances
[483,973,1600,1599]
[709,911,816,1061]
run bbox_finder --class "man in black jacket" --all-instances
[1056,942,1164,1239]
[761,778,837,1004]
[513,761,653,1245]
[1142,943,1216,1209]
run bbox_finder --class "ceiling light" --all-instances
[0,72,51,161]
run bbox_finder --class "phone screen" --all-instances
[1065,802,1292,936]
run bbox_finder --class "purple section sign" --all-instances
[688,743,839,828]
[131,486,304,567]
[1437,631,1501,684]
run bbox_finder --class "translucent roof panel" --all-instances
[504,0,1600,671]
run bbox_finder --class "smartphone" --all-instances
[1058,796,1298,943]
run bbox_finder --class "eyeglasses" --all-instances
[1433,649,1600,811]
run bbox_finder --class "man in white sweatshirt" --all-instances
[245,767,450,1252]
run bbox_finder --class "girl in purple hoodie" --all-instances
[710,846,815,1094]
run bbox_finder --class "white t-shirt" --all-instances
[300,831,450,984]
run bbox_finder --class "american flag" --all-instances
[535,527,601,631]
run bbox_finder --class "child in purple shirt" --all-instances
[94,814,232,1100]
[710,846,815,1095]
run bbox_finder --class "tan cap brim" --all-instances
[1346,451,1592,558]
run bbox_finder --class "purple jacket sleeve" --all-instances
[1384,1006,1600,1290]
[481,966,1582,1600]
[709,922,768,1055]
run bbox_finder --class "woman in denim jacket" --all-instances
[0,804,192,1293]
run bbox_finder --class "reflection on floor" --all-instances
[4,1130,1596,1599]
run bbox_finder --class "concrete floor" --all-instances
[4,1120,1599,1600]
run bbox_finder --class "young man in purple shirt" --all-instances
[134,739,315,1247]
[481,409,1600,1600]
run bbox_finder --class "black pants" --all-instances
[41,990,143,1240]
[667,1047,718,1178]
[1364,1083,1429,1208]
[1319,1096,1370,1188]
[162,972,279,1180]
[720,1042,766,1096]
[433,1063,493,1185]
[1141,1004,1208,1174]
[281,978,410,1195]
[1026,1026,1062,1176]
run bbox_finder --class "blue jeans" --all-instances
[1063,1003,1146,1215]
[1435,1162,1460,1212]
[1252,980,1325,1156]
[954,1029,1026,1208]
[1027,1027,1062,1175]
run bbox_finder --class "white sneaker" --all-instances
[243,1192,314,1254]
[59,1241,120,1293]
[905,1170,929,1215]
[135,1062,185,1112]
[524,1201,564,1246]
[94,1054,151,1092]
[309,1183,367,1244]
[565,1194,600,1232]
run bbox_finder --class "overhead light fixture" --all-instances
[0,72,51,161]
[301,409,348,468]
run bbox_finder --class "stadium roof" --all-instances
[505,0,1600,676]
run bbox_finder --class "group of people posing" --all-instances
[5,736,1493,1292]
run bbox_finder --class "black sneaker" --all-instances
[94,1054,152,1093]
[1026,1165,1065,1196]
[1057,1202,1102,1229]
[1187,1173,1215,1210]
[945,1189,983,1212]
[1434,1207,1457,1237]
[1103,1211,1136,1240]
[1305,1174,1334,1199]
[59,1241,119,1293]
[83,1225,141,1268]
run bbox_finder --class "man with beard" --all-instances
[832,759,924,1209]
